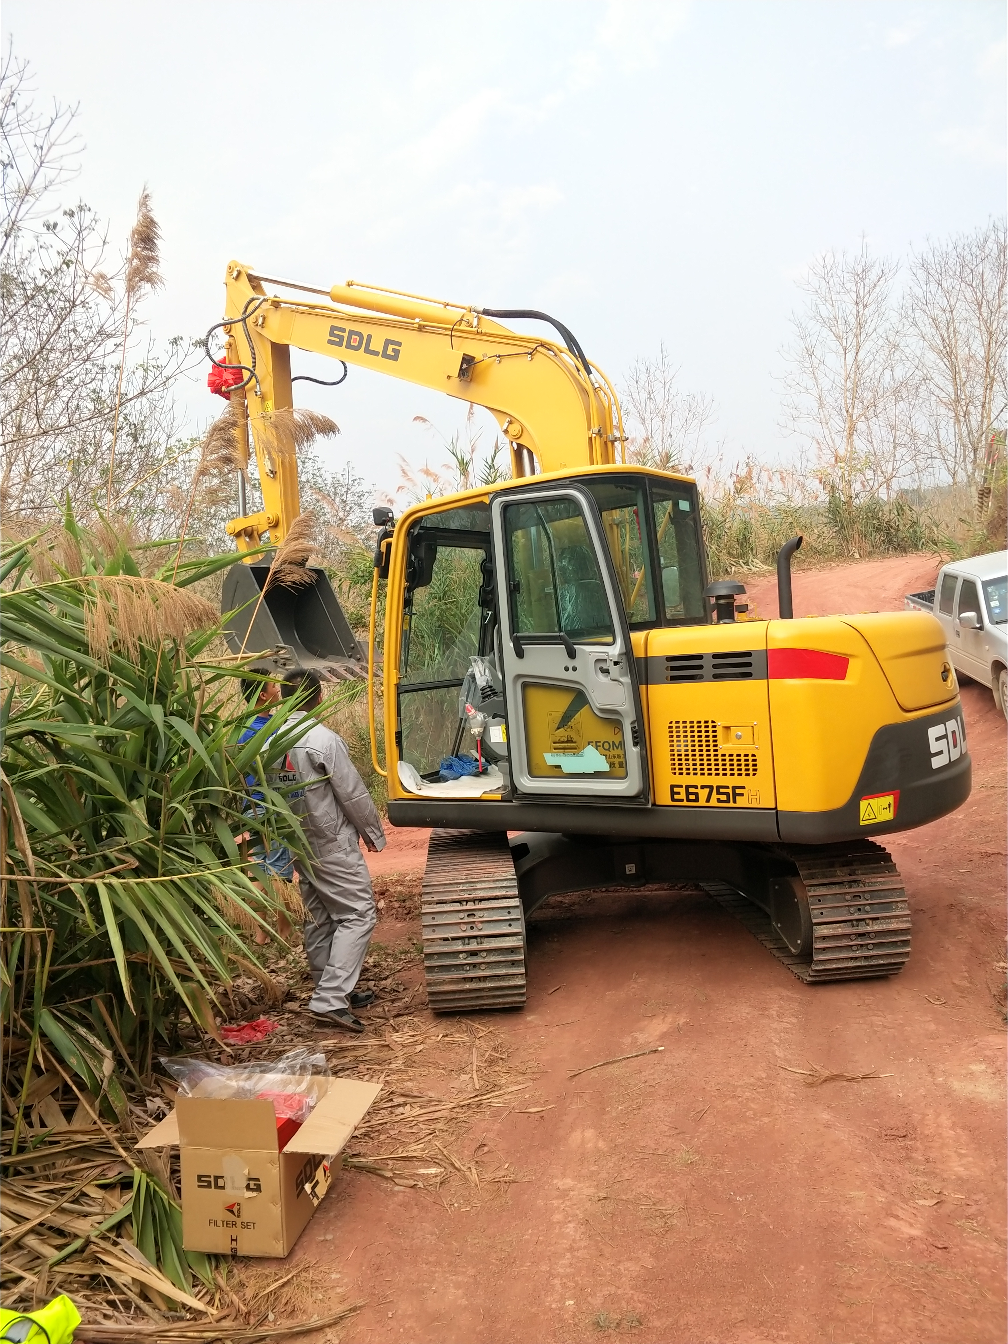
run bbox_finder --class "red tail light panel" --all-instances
[768,648,850,680]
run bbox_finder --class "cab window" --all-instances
[504,497,614,644]
[938,573,958,616]
[650,486,706,624]
[956,579,982,625]
[580,479,655,625]
[580,477,707,628]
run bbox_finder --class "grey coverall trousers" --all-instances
[281,712,386,1014]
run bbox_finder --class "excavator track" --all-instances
[703,840,911,983]
[421,830,526,1013]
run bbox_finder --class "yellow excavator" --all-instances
[209,261,971,1009]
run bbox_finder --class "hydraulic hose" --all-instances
[478,308,592,377]
[203,296,269,393]
[292,366,348,387]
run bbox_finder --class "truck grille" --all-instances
[668,719,758,778]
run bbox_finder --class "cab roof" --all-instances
[394,463,698,529]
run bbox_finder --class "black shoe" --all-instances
[309,1007,364,1033]
[350,988,375,1009]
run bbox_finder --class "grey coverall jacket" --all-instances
[279,711,386,1014]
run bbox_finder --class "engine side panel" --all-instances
[766,615,968,838]
[640,622,776,812]
[842,611,955,712]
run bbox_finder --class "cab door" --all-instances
[491,485,647,801]
[954,576,989,685]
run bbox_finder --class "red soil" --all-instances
[315,556,1007,1342]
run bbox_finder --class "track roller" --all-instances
[421,829,526,1012]
[703,839,911,983]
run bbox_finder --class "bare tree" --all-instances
[622,344,715,473]
[0,41,80,258]
[301,454,376,560]
[0,51,195,536]
[779,241,921,506]
[907,219,1007,492]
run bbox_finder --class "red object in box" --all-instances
[256,1089,313,1151]
[275,1115,302,1151]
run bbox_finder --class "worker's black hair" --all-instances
[240,675,264,705]
[282,669,323,708]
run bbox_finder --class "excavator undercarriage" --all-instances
[420,828,912,1012]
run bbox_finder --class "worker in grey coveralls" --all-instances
[280,671,386,1033]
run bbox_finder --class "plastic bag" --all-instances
[160,1047,330,1124]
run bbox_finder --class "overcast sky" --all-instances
[5,1,1006,498]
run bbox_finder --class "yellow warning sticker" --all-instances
[859,792,896,825]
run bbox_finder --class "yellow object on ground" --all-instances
[0,1293,82,1343]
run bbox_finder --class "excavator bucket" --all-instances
[221,564,366,680]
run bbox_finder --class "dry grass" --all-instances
[0,1123,210,1322]
[125,187,163,298]
[79,576,219,664]
[779,1062,892,1086]
[310,1014,530,1194]
[258,409,340,480]
[592,1309,644,1332]
[221,1259,362,1338]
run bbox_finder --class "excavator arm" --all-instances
[214,261,625,549]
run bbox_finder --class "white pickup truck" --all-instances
[907,550,1008,717]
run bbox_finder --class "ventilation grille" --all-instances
[661,651,757,682]
[663,653,705,683]
[668,719,758,778]
[711,651,754,680]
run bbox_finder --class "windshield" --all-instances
[983,576,1007,625]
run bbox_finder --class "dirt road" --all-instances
[295,556,1007,1343]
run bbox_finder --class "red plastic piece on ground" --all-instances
[220,1017,278,1045]
[767,648,849,680]
[207,359,244,399]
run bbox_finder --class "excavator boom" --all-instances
[215,262,624,553]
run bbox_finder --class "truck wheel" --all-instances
[996,667,1008,719]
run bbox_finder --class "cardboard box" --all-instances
[137,1076,379,1257]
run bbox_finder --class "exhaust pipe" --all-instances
[776,535,803,619]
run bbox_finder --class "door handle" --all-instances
[512,632,578,660]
